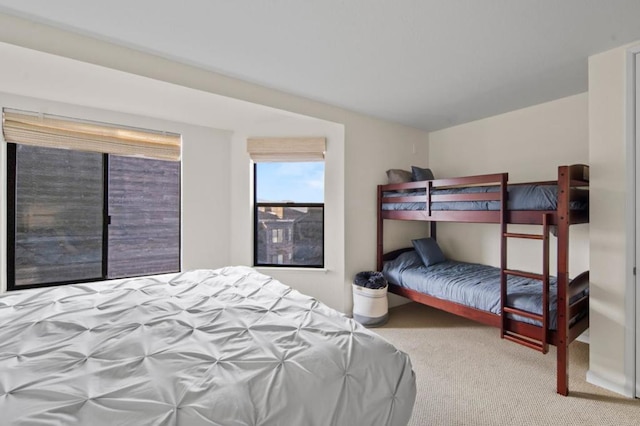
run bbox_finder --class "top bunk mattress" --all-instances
[382,184,588,212]
[383,250,588,330]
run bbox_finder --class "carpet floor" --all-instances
[373,302,640,426]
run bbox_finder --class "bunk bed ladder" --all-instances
[500,213,551,353]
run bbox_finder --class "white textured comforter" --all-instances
[0,267,415,426]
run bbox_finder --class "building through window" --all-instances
[253,162,324,267]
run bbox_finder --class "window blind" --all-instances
[2,109,181,161]
[247,137,325,162]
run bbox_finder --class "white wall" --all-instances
[228,118,346,311]
[0,14,430,313]
[587,42,638,397]
[226,107,430,313]
[0,91,233,293]
[428,93,589,277]
[343,115,430,309]
[227,77,431,314]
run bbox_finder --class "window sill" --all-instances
[255,266,330,274]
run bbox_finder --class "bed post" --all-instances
[377,185,384,271]
[499,173,508,340]
[556,166,570,396]
[429,179,436,241]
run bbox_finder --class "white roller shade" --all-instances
[247,137,325,162]
[2,109,181,161]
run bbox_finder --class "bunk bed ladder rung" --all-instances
[503,269,544,280]
[503,232,544,240]
[500,213,551,354]
[503,331,546,353]
[503,306,543,322]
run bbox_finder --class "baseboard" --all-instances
[388,293,411,308]
[576,329,589,344]
[586,370,635,398]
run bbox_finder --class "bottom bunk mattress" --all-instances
[0,267,416,426]
[383,250,588,330]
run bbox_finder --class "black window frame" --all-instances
[6,142,182,290]
[253,163,324,268]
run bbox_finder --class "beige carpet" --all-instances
[373,303,640,426]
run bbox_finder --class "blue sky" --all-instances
[256,162,324,203]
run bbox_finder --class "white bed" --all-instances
[0,267,415,425]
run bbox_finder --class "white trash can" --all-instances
[352,271,388,327]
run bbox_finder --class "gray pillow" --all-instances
[386,169,413,185]
[412,237,446,266]
[411,166,435,181]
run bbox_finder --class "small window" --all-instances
[272,228,284,243]
[254,162,324,267]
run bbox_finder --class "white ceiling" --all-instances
[1,0,640,132]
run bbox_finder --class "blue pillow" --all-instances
[411,166,435,182]
[412,237,446,266]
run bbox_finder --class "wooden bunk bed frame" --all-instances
[376,164,589,396]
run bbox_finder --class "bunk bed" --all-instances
[376,164,589,396]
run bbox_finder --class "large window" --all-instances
[254,162,324,267]
[4,110,181,289]
[7,144,181,289]
[10,145,104,285]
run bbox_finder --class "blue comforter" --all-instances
[382,184,588,211]
[383,250,587,329]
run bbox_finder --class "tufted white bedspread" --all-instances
[0,267,415,426]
